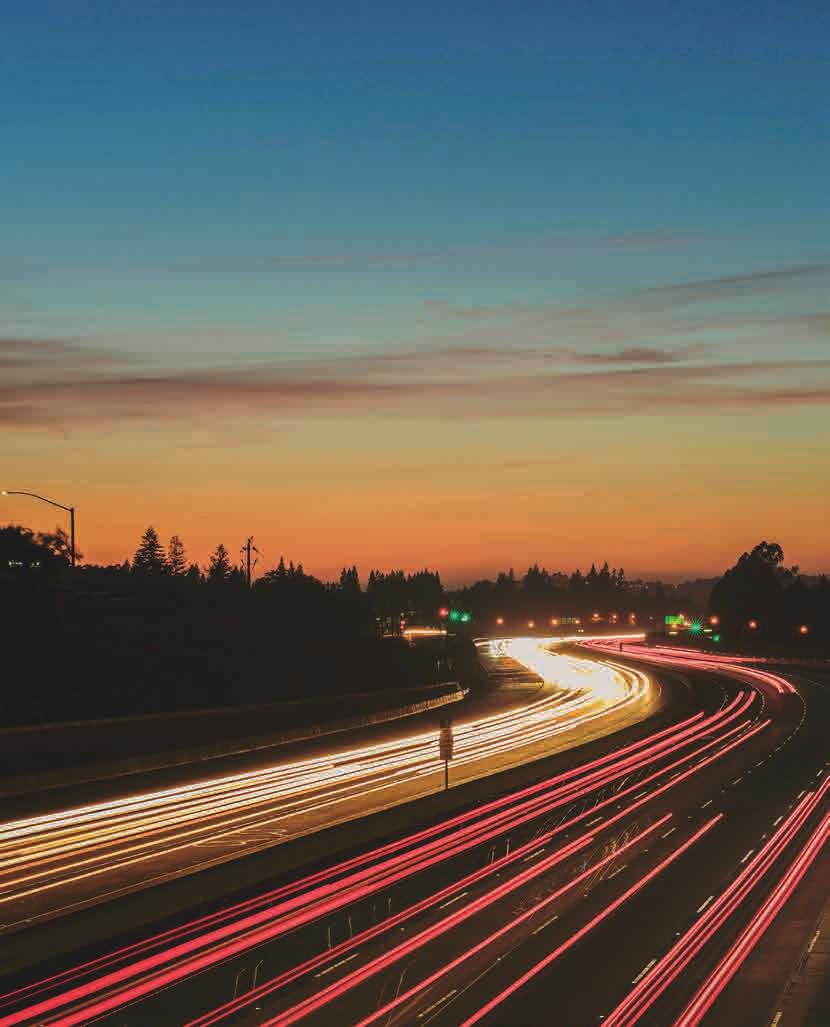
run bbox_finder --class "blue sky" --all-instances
[3,2,829,578]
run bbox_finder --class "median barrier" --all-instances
[0,682,467,798]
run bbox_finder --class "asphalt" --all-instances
[0,645,674,984]
[5,656,824,1026]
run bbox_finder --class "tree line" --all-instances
[2,523,827,643]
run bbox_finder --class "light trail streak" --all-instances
[276,816,680,1027]
[1,682,756,1026]
[457,816,724,1027]
[0,702,713,1016]
[583,640,798,696]
[0,649,649,919]
[603,776,830,1026]
[188,706,766,1026]
[675,812,830,1026]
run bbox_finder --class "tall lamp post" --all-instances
[1,490,76,567]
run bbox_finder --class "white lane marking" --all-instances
[608,863,626,879]
[532,913,559,935]
[632,958,657,984]
[418,989,457,1018]
[696,894,715,913]
[661,827,676,839]
[439,890,469,910]
[773,815,784,826]
[740,849,755,865]
[314,951,360,977]
[701,799,713,809]
[807,929,821,953]
[523,848,546,862]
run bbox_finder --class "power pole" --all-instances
[240,536,260,588]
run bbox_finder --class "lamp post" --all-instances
[1,490,76,567]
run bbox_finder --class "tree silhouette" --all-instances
[132,526,167,575]
[340,565,361,595]
[36,526,81,565]
[167,535,187,576]
[206,544,232,584]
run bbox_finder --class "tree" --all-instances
[36,526,81,565]
[132,526,166,575]
[206,544,232,584]
[340,565,361,595]
[167,535,187,576]
[710,541,796,639]
[1,525,64,578]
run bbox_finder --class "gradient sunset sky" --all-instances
[4,2,829,582]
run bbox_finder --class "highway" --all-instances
[0,638,654,936]
[0,643,825,1026]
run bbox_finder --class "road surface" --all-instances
[0,641,657,936]
[3,646,825,1026]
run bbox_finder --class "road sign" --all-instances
[439,717,454,761]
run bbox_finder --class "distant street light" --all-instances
[495,616,504,626]
[747,619,759,630]
[1,489,76,567]
[528,620,535,629]
[799,624,809,636]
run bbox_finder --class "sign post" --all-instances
[439,716,454,791]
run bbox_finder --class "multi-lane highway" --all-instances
[0,641,826,1026]
[0,640,654,935]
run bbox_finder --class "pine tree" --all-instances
[340,565,361,595]
[133,526,167,575]
[206,544,232,583]
[167,535,187,576]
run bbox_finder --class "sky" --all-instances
[3,2,829,583]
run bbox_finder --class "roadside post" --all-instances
[439,716,454,791]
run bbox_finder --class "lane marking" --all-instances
[439,891,469,910]
[314,951,360,978]
[632,958,657,984]
[532,913,559,935]
[696,894,715,914]
[418,989,457,1018]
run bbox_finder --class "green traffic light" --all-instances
[690,621,702,634]
[460,612,471,624]
[712,633,721,643]
[448,610,461,622]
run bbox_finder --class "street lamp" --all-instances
[1,490,76,567]
[799,624,809,636]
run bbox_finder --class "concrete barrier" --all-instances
[0,682,467,798]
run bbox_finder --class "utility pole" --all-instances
[240,536,260,588]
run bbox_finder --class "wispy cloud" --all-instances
[3,342,829,430]
[629,261,830,309]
